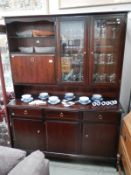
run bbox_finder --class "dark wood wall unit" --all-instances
[5,13,126,163]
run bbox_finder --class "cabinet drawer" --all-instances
[10,108,42,118]
[83,112,120,123]
[121,123,131,162]
[45,110,80,120]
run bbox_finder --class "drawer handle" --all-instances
[97,114,103,120]
[11,112,15,116]
[24,110,28,115]
[59,112,64,118]
[85,134,88,138]
[37,130,40,134]
[31,57,35,62]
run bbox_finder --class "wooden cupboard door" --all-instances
[11,55,55,84]
[45,121,81,154]
[12,118,46,150]
[59,17,86,84]
[90,14,126,86]
[82,123,119,157]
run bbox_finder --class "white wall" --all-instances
[49,0,131,14]
[120,12,131,114]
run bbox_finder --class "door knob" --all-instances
[37,130,40,134]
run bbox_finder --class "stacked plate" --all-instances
[78,96,91,105]
[48,96,60,105]
[64,92,75,101]
[38,92,49,100]
[21,94,33,103]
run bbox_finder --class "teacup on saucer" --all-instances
[39,92,49,99]
[65,92,75,100]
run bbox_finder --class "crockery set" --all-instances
[20,93,117,107]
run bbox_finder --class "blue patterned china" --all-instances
[21,97,33,103]
[38,92,49,100]
[79,96,91,105]
[64,92,75,100]
[48,96,60,104]
[91,94,103,102]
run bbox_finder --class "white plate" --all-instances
[21,97,33,103]
[78,100,91,105]
[48,99,60,105]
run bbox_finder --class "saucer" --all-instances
[64,96,75,101]
[48,99,60,105]
[91,97,103,102]
[21,97,33,103]
[78,100,91,105]
[38,95,49,100]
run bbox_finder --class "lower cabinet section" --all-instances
[9,108,121,162]
[45,121,81,154]
[12,118,46,150]
[82,123,118,157]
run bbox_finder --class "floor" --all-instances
[50,160,120,175]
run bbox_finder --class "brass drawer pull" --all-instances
[59,112,64,118]
[31,57,35,62]
[37,130,40,134]
[85,134,88,138]
[97,114,103,120]
[23,110,28,115]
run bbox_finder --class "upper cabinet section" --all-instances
[5,14,126,97]
[59,17,86,83]
[90,14,126,85]
[6,17,56,55]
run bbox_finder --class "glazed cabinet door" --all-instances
[58,16,88,84]
[90,14,126,86]
[11,118,46,151]
[81,123,119,158]
[11,55,55,84]
[45,121,81,154]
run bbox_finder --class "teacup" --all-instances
[65,92,74,99]
[92,94,102,100]
[21,94,32,99]
[79,96,89,103]
[49,96,59,103]
[39,92,48,98]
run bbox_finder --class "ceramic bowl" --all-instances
[16,30,32,37]
[19,47,33,53]
[34,47,55,53]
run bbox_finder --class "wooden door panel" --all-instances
[46,121,80,154]
[11,55,55,84]
[12,118,45,150]
[82,123,118,157]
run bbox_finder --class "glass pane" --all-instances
[60,20,84,82]
[93,17,121,83]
